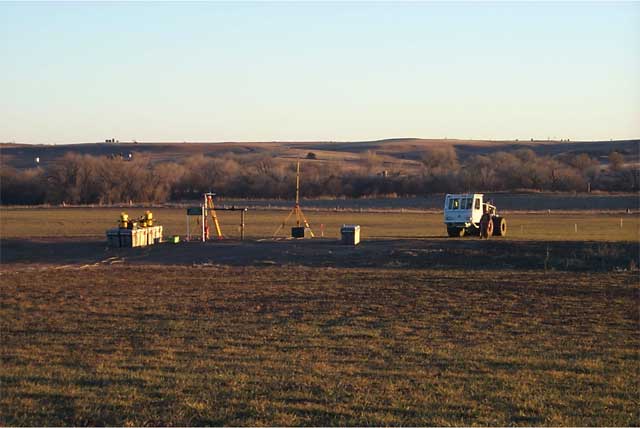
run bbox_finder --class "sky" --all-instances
[1,1,639,144]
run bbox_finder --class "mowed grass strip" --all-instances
[1,207,638,241]
[0,266,637,426]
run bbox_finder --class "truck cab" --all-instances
[444,193,483,227]
[444,193,501,237]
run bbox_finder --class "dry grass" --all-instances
[0,265,638,426]
[1,205,638,425]
[3,139,638,170]
[1,207,638,242]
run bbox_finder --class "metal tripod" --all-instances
[273,161,314,237]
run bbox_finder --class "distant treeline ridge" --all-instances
[0,148,637,205]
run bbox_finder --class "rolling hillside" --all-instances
[1,138,638,170]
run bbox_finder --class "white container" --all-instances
[138,229,148,247]
[340,224,360,245]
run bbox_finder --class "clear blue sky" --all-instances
[1,1,638,143]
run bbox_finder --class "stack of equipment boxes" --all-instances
[106,225,163,248]
[106,211,163,248]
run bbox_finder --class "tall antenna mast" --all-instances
[273,160,314,237]
[295,161,300,210]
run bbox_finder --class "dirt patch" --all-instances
[1,237,636,272]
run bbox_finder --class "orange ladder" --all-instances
[204,193,224,240]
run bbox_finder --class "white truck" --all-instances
[444,193,507,237]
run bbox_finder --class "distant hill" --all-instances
[1,138,638,170]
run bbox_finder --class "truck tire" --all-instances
[493,216,507,236]
[485,218,494,237]
[447,227,465,237]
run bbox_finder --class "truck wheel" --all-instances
[493,217,507,236]
[485,219,494,237]
[447,227,465,237]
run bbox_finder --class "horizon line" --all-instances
[2,137,639,146]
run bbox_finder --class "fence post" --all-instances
[240,210,245,240]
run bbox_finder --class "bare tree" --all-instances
[608,151,624,171]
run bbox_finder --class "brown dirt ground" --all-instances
[1,237,636,273]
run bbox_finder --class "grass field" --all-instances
[1,207,638,242]
[1,207,639,426]
[1,266,638,426]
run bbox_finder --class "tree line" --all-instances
[0,148,636,205]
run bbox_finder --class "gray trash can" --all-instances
[341,224,360,245]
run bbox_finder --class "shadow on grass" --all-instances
[1,238,638,272]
